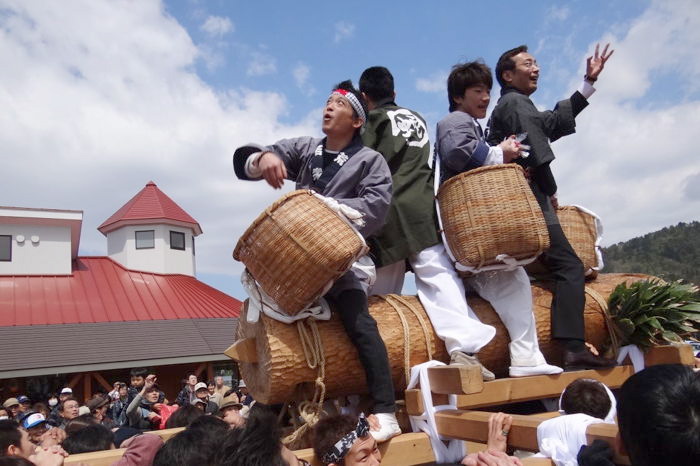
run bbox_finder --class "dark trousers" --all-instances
[330,289,396,413]
[541,222,586,341]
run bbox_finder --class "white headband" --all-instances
[331,88,366,123]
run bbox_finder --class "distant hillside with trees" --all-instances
[602,221,700,285]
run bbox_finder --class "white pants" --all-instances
[370,243,546,367]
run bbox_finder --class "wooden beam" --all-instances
[65,447,126,466]
[207,362,215,383]
[225,337,258,363]
[452,365,634,409]
[642,344,695,366]
[91,372,113,393]
[66,373,82,390]
[587,423,630,465]
[427,365,484,395]
[84,372,92,402]
[294,432,437,466]
[194,362,207,379]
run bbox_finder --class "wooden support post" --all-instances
[427,365,484,395]
[207,362,215,383]
[225,337,258,363]
[194,362,207,380]
[66,373,82,390]
[92,372,113,393]
[83,373,92,402]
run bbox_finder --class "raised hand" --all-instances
[586,43,614,81]
[258,151,287,189]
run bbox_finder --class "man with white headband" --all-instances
[313,413,381,466]
[233,80,400,442]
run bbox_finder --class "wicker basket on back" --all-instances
[437,164,549,271]
[234,190,367,316]
[526,205,603,278]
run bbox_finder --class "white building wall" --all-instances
[0,224,72,275]
[106,224,195,276]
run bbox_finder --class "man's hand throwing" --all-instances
[586,43,614,81]
[257,151,287,189]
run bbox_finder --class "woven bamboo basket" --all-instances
[230,273,652,403]
[438,164,549,270]
[526,205,603,279]
[233,190,367,316]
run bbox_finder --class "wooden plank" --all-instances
[587,423,630,465]
[294,432,436,466]
[404,389,448,416]
[643,344,694,366]
[225,337,258,363]
[453,366,634,409]
[522,459,555,465]
[91,372,113,393]
[65,448,126,465]
[149,427,185,441]
[427,365,484,395]
[66,373,82,390]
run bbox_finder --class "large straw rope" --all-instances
[283,318,327,448]
[378,294,435,385]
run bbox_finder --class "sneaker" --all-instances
[509,363,563,377]
[450,351,496,381]
[370,412,401,442]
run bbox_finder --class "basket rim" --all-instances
[437,163,525,196]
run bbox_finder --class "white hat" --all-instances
[60,387,73,395]
[194,382,208,392]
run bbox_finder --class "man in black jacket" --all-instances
[487,43,615,369]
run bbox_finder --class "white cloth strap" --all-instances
[406,361,466,463]
[616,344,645,373]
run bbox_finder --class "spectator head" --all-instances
[59,398,80,421]
[324,80,367,137]
[16,397,30,414]
[47,395,58,408]
[155,425,227,466]
[313,413,380,466]
[64,413,98,436]
[194,382,209,401]
[559,378,615,421]
[186,373,198,388]
[446,61,493,112]
[215,376,225,388]
[214,405,290,466]
[165,404,203,429]
[58,387,73,402]
[19,412,48,444]
[218,395,244,428]
[192,399,207,412]
[207,381,216,395]
[0,408,8,420]
[359,66,395,108]
[130,368,149,388]
[144,385,161,404]
[118,383,128,398]
[62,423,115,454]
[0,457,34,466]
[495,44,539,95]
[188,415,230,438]
[617,364,700,466]
[0,420,34,459]
[86,395,110,421]
[237,379,248,395]
[31,403,49,419]
[1,399,19,419]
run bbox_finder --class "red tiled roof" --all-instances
[98,181,202,235]
[0,257,241,327]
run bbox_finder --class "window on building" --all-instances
[170,231,185,251]
[135,230,155,249]
[0,235,11,261]
[192,236,196,255]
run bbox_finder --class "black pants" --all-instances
[329,289,396,413]
[541,222,586,341]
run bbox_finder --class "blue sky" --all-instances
[1,0,699,299]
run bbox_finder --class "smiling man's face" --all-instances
[505,52,540,95]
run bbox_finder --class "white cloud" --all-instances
[333,21,355,43]
[546,5,570,22]
[0,0,316,297]
[200,15,233,37]
[538,0,700,246]
[415,71,448,93]
[292,62,315,96]
[247,51,276,76]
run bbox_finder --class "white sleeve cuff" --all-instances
[485,145,504,166]
[578,80,596,99]
[245,151,264,178]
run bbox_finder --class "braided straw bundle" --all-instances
[234,190,367,316]
[231,274,652,403]
[438,164,549,270]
